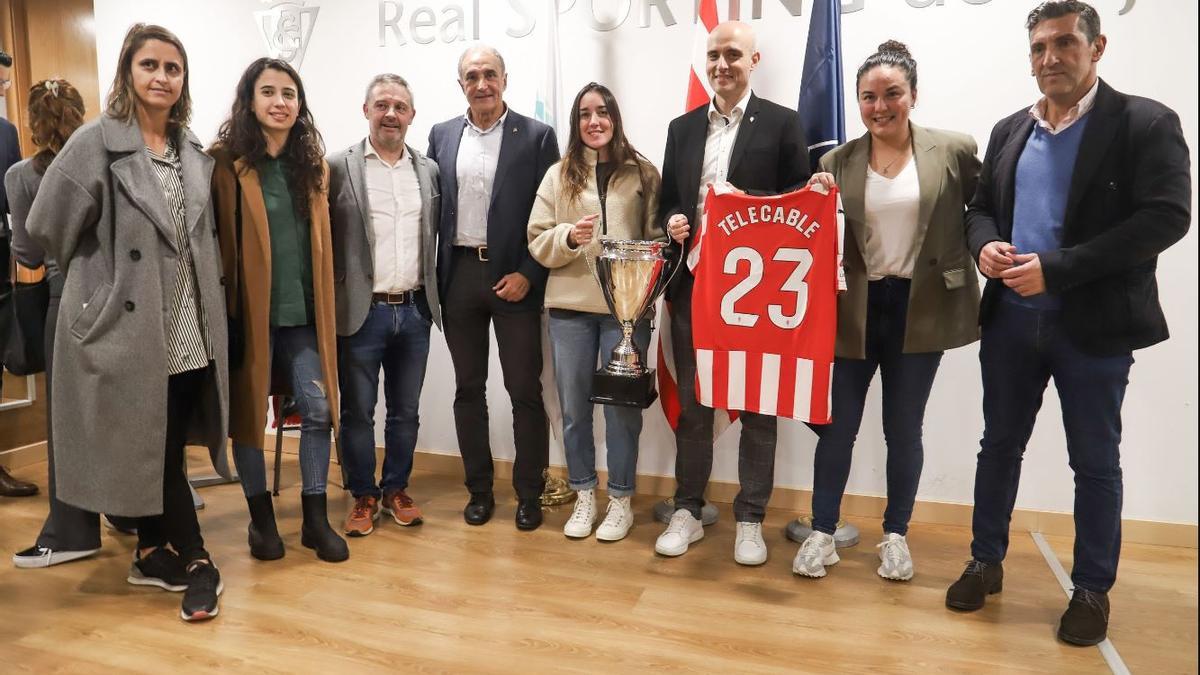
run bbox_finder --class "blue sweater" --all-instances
[1006,113,1090,309]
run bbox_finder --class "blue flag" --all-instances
[798,0,846,173]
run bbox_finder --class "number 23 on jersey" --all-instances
[688,184,845,424]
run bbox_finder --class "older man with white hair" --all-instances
[427,45,559,531]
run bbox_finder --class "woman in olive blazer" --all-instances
[791,42,981,582]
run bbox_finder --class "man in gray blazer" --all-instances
[329,74,442,537]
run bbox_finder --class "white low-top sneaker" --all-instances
[876,532,914,581]
[562,488,597,538]
[595,495,633,541]
[792,531,839,577]
[734,521,768,565]
[655,509,703,556]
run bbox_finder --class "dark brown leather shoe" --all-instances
[946,560,1003,611]
[0,467,38,497]
[1058,588,1110,646]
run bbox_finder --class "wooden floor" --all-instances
[1,454,1196,673]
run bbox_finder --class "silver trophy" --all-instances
[589,238,676,408]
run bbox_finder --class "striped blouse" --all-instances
[147,140,211,375]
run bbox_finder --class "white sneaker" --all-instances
[595,496,634,542]
[792,531,839,578]
[734,521,768,565]
[876,532,914,581]
[655,509,703,556]
[562,488,597,538]
[12,545,100,569]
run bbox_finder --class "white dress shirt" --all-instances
[1029,78,1099,135]
[696,90,753,223]
[454,108,509,246]
[364,139,423,292]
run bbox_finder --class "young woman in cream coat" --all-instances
[528,82,663,541]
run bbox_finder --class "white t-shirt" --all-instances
[863,158,921,280]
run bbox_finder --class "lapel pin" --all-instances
[512,127,518,133]
[749,116,755,123]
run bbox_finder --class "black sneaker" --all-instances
[180,561,223,622]
[13,545,100,568]
[946,559,1004,611]
[1058,588,1110,646]
[127,548,189,592]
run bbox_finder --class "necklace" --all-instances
[872,143,912,176]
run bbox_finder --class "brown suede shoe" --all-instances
[382,490,423,527]
[343,495,380,537]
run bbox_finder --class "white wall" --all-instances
[92,0,1197,525]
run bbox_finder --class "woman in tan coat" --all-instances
[527,82,662,542]
[211,58,346,563]
[792,42,981,581]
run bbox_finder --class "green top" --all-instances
[259,156,314,327]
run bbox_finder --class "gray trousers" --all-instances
[670,280,777,523]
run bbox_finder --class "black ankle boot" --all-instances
[246,492,285,561]
[300,493,349,562]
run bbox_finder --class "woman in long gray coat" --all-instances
[8,79,141,570]
[26,23,229,622]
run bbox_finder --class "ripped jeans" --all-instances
[233,324,333,497]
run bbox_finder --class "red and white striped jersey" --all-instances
[687,184,844,423]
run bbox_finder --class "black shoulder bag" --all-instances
[227,179,245,369]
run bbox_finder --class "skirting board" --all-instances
[8,434,1191,548]
[260,431,1198,550]
[0,441,47,470]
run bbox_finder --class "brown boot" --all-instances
[0,466,38,497]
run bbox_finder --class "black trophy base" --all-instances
[590,368,658,409]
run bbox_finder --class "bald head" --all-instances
[707,20,757,53]
[706,21,760,111]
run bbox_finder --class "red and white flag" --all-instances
[685,0,722,112]
[654,0,738,438]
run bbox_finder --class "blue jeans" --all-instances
[233,324,333,497]
[547,310,650,498]
[337,301,432,498]
[810,278,942,536]
[971,300,1132,593]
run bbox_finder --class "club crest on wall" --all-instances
[255,1,319,67]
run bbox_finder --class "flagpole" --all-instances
[653,0,724,528]
[786,0,860,550]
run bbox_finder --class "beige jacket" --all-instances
[528,149,663,313]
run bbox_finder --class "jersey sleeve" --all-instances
[834,190,846,292]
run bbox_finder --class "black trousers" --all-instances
[135,367,210,564]
[36,294,137,551]
[442,249,548,500]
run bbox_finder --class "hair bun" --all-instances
[877,40,911,59]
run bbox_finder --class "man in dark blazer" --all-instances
[946,1,1190,647]
[0,48,24,444]
[657,21,810,564]
[329,74,442,537]
[427,45,559,531]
